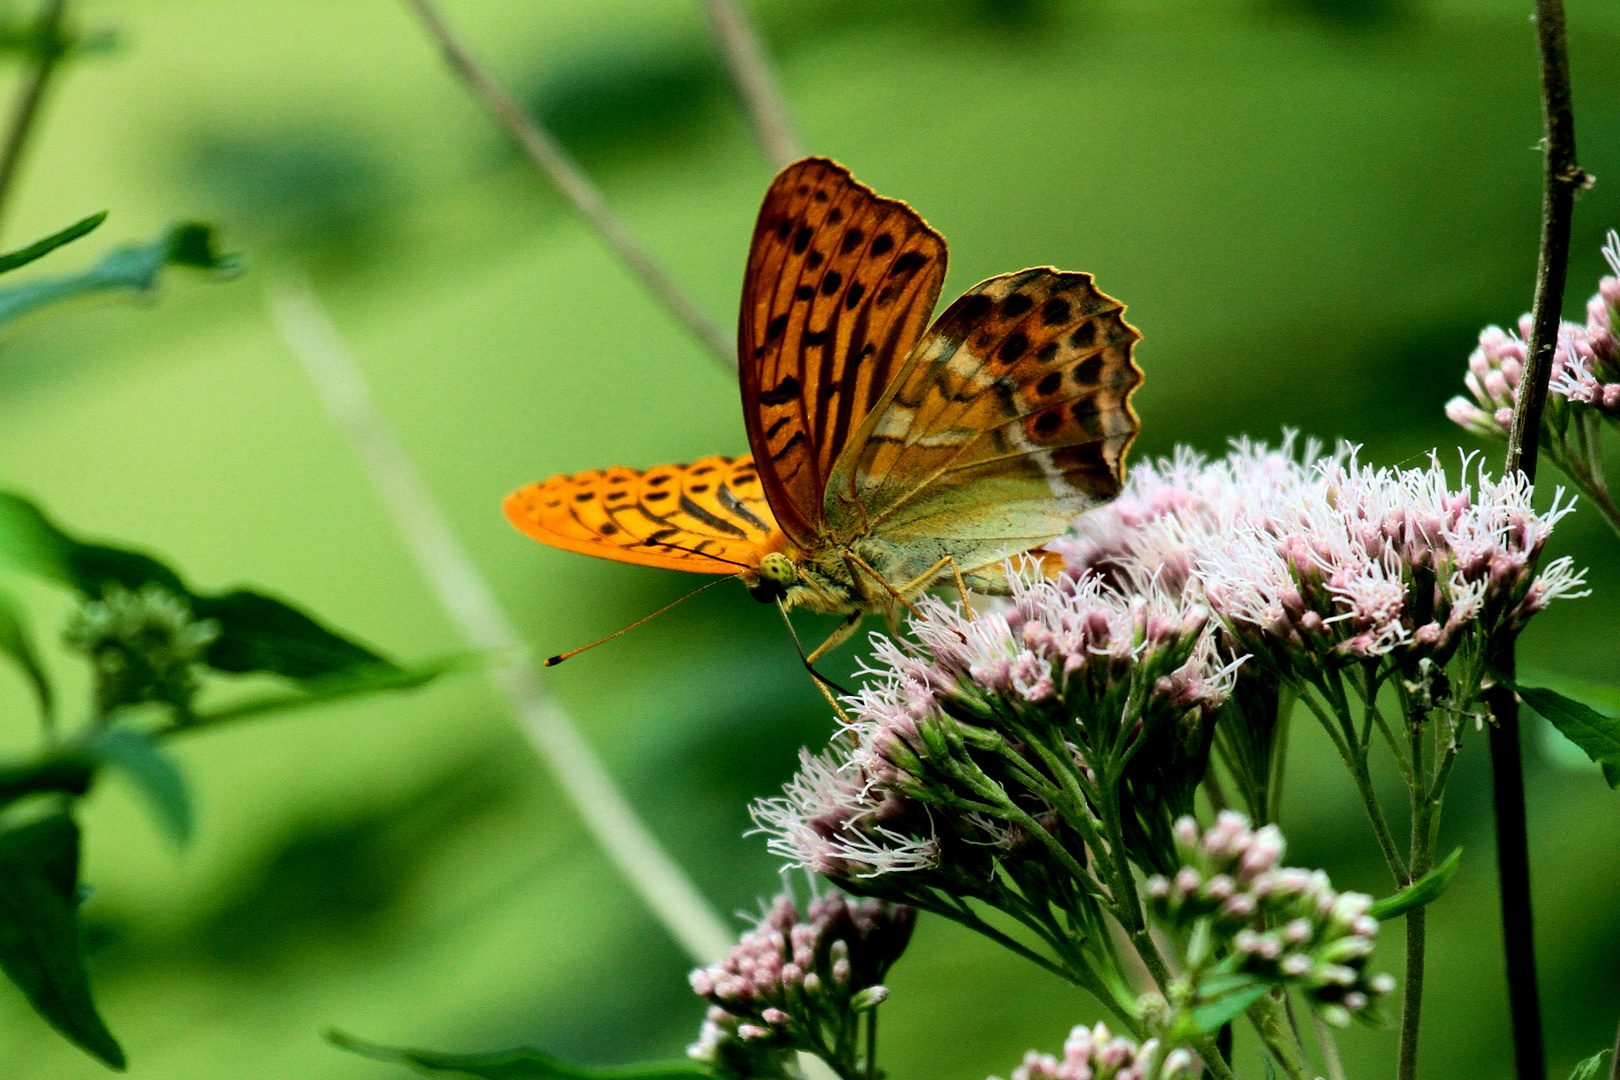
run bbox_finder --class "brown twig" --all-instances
[0,0,69,238]
[699,0,802,170]
[1489,2,1587,1079]
[398,0,735,371]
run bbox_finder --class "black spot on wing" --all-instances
[759,376,802,405]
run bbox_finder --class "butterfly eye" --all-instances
[747,552,799,602]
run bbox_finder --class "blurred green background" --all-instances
[0,0,1616,1076]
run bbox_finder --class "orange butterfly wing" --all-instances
[503,456,778,574]
[738,158,948,548]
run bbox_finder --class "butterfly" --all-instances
[505,157,1143,666]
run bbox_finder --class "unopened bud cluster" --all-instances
[64,583,219,714]
[1448,229,1620,435]
[688,891,914,1070]
[1146,812,1394,1026]
[994,1023,1194,1080]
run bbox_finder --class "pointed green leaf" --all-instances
[192,589,391,680]
[0,585,51,720]
[86,729,190,845]
[0,814,125,1069]
[1190,981,1270,1034]
[1370,847,1463,921]
[0,212,106,275]
[0,492,183,596]
[0,220,241,331]
[1567,1049,1611,1080]
[1517,685,1620,782]
[178,653,473,735]
[327,1031,709,1080]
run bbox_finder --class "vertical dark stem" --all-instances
[1491,2,1585,1077]
[0,0,69,237]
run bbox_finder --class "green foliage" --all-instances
[0,491,395,687]
[1188,981,1271,1035]
[0,813,124,1070]
[1567,1049,1613,1080]
[0,221,240,331]
[0,584,51,719]
[0,211,104,275]
[328,1031,709,1080]
[181,652,474,733]
[0,755,92,809]
[84,729,190,845]
[1370,848,1464,921]
[1517,685,1620,789]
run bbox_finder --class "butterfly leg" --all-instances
[843,551,924,620]
[944,555,977,620]
[775,599,854,720]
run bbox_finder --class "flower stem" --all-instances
[268,280,735,966]
[0,0,69,237]
[1493,0,1584,1068]
[1247,991,1311,1080]
[699,0,802,169]
[396,0,735,370]
[1312,1009,1349,1080]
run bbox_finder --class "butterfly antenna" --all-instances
[545,576,733,666]
[774,598,853,720]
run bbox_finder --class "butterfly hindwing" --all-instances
[739,157,948,547]
[504,456,777,574]
[827,269,1142,577]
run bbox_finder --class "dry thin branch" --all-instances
[700,0,803,170]
[0,0,69,237]
[267,278,734,967]
[398,0,735,371]
[1488,2,1588,1079]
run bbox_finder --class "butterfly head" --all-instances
[744,551,799,604]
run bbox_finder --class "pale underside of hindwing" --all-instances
[827,268,1142,585]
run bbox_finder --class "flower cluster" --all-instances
[993,1023,1194,1080]
[688,890,914,1076]
[1146,812,1395,1026]
[1057,436,1585,678]
[755,571,1238,885]
[64,583,219,715]
[1447,229,1620,436]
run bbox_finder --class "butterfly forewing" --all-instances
[504,456,777,574]
[739,158,947,547]
[827,269,1142,574]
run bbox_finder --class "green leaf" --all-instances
[192,589,391,680]
[1190,981,1270,1035]
[179,653,473,734]
[1567,1049,1612,1080]
[0,221,241,331]
[0,493,397,684]
[0,756,94,810]
[0,492,183,596]
[0,585,51,720]
[0,814,125,1069]
[1370,847,1463,921]
[0,212,106,275]
[327,1031,709,1080]
[85,729,190,845]
[1518,685,1620,788]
